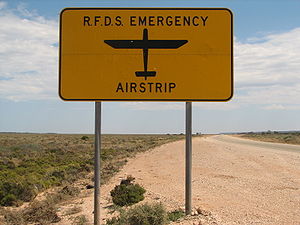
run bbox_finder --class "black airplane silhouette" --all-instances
[104,28,188,80]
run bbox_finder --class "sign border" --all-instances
[59,7,233,102]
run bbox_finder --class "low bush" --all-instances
[4,199,60,225]
[22,200,60,224]
[0,181,37,206]
[45,185,81,206]
[167,209,185,222]
[0,193,16,206]
[81,136,89,141]
[3,211,25,225]
[106,203,167,225]
[72,215,88,225]
[59,185,80,196]
[110,176,146,207]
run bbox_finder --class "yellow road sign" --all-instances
[59,8,233,101]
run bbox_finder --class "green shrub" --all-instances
[126,203,167,225]
[0,181,37,206]
[167,209,185,222]
[106,203,167,225]
[110,177,146,207]
[106,217,121,225]
[18,183,38,202]
[0,193,16,206]
[81,136,89,141]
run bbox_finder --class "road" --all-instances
[213,135,300,153]
[56,135,300,225]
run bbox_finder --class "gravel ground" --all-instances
[56,135,300,225]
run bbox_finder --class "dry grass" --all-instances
[72,215,89,225]
[64,206,82,216]
[239,132,300,145]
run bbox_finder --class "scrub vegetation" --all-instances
[106,203,185,225]
[106,203,168,225]
[107,176,185,225]
[240,131,300,145]
[0,133,183,224]
[110,176,146,207]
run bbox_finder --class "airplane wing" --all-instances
[147,40,188,49]
[104,40,145,49]
[104,40,188,49]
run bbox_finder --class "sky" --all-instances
[0,0,300,134]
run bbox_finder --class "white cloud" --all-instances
[263,104,300,110]
[120,102,184,111]
[194,101,240,111]
[16,2,37,18]
[0,2,58,101]
[263,104,285,110]
[233,28,300,110]
[122,28,300,111]
[120,100,241,111]
[120,102,239,111]
[235,28,300,88]
[0,2,6,10]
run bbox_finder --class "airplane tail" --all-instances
[135,71,156,80]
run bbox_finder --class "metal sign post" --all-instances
[94,102,101,225]
[185,102,192,215]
